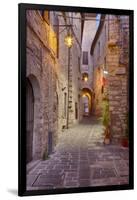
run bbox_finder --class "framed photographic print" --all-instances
[18,3,134,196]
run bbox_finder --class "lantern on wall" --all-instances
[103,70,108,75]
[82,73,88,82]
[64,34,73,48]
[84,76,88,82]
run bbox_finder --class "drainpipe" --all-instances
[66,47,71,129]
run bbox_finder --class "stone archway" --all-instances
[81,88,93,117]
[26,74,42,162]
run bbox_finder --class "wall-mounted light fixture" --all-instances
[64,34,73,48]
[53,23,74,128]
[82,94,86,97]
[103,70,108,75]
[82,73,88,82]
[84,76,88,82]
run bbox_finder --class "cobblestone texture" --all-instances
[27,117,129,190]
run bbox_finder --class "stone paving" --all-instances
[27,117,129,190]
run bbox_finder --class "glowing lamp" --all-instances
[64,34,73,48]
[84,76,88,82]
[103,70,108,74]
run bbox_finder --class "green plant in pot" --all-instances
[101,98,111,144]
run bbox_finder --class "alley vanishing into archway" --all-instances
[25,10,130,191]
[27,117,129,190]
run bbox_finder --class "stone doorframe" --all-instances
[27,74,42,161]
[81,88,93,116]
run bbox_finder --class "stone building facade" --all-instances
[80,14,97,117]
[91,15,108,117]
[91,14,129,141]
[26,10,82,163]
[57,12,82,128]
[26,10,129,163]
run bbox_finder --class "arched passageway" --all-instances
[81,88,93,117]
[26,74,42,163]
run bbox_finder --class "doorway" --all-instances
[26,79,34,163]
[81,88,92,118]
[26,74,42,162]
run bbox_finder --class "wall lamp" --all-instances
[64,34,73,48]
[103,70,108,75]
[53,24,74,48]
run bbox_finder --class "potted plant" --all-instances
[101,98,111,144]
[104,125,111,145]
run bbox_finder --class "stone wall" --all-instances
[26,10,59,160]
[57,12,82,127]
[70,15,81,124]
[91,14,129,141]
[80,14,97,117]
[107,15,129,141]
[26,10,82,162]
[92,67,103,116]
[92,15,109,116]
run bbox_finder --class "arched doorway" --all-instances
[26,74,42,162]
[81,88,92,117]
[82,94,90,116]
[26,79,34,163]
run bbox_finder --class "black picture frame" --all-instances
[18,3,134,196]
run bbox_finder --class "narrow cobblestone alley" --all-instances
[27,117,129,190]
[24,10,131,192]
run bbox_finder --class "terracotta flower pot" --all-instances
[104,137,110,145]
[103,127,111,145]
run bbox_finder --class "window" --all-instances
[82,51,88,65]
